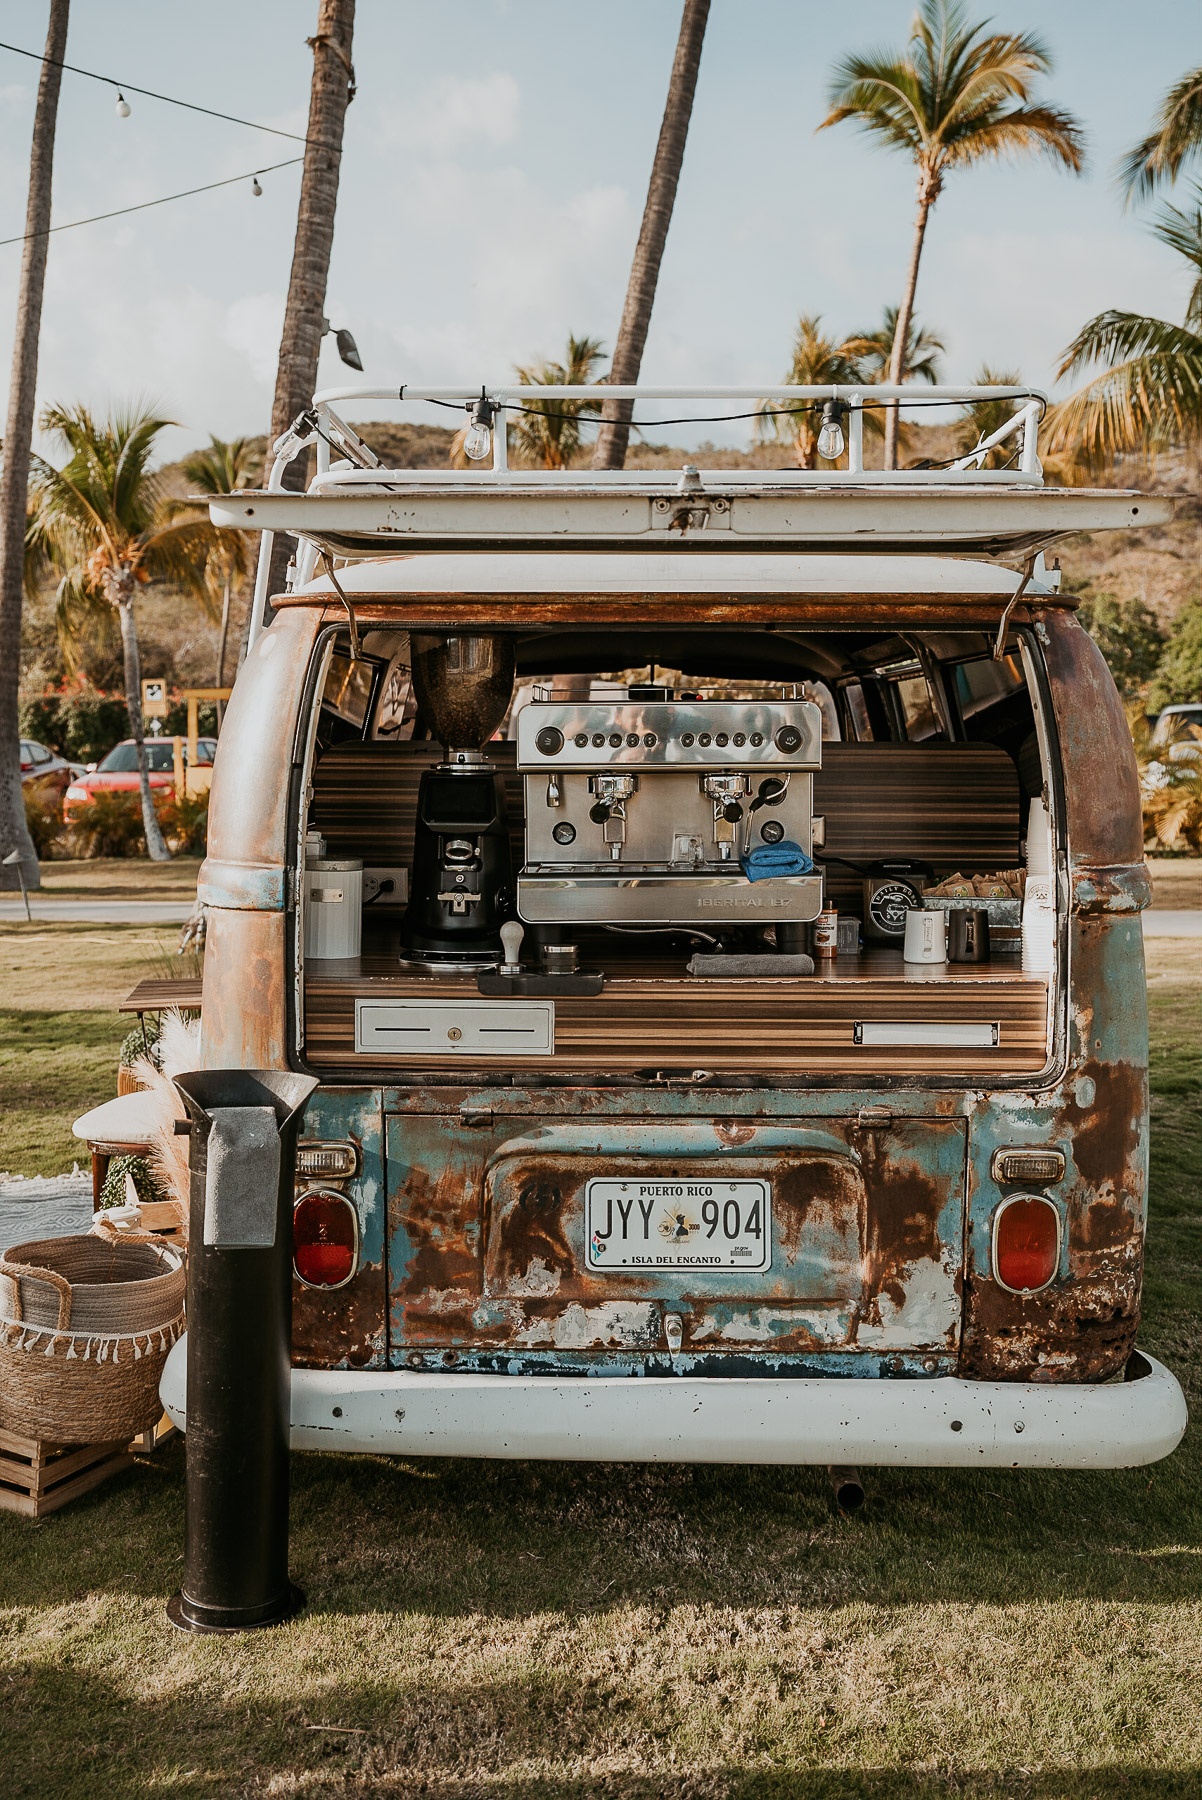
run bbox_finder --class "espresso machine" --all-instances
[399,634,515,969]
[515,694,824,931]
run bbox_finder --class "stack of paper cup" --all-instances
[1022,796,1055,972]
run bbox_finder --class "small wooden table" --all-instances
[118,978,203,1054]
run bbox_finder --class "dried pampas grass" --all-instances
[129,1009,202,1227]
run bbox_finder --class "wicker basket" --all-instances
[0,1235,185,1443]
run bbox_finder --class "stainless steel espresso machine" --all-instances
[515,694,824,934]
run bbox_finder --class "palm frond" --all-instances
[509,334,607,469]
[846,305,945,384]
[1117,66,1202,204]
[1058,309,1202,378]
[820,0,1082,188]
[182,435,259,495]
[1151,185,1202,327]
[1044,319,1202,459]
[819,61,926,155]
[941,104,1085,172]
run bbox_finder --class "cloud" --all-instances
[375,72,521,155]
[223,293,286,384]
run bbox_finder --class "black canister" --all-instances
[948,906,991,962]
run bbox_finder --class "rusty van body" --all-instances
[160,382,1187,1468]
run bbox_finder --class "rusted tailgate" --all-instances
[385,1112,965,1372]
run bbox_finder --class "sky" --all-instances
[0,0,1199,462]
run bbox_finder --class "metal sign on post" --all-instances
[141,677,167,722]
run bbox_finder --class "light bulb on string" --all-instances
[115,91,131,118]
[251,176,263,196]
[462,389,496,462]
[817,400,845,462]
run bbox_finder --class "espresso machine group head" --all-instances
[515,693,824,929]
[399,634,516,968]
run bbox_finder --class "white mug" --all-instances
[903,907,946,964]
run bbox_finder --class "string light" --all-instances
[462,391,496,461]
[0,156,303,247]
[251,176,263,196]
[0,37,313,143]
[817,400,846,461]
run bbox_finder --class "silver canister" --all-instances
[303,855,363,960]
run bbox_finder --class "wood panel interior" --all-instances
[311,739,1022,912]
[304,947,1048,1078]
[306,724,1042,1080]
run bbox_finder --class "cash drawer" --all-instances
[355,997,555,1057]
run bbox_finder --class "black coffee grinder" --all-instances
[399,633,515,969]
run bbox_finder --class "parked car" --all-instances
[20,738,86,801]
[62,736,217,818]
[1144,704,1202,792]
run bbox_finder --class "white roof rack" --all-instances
[221,383,1171,648]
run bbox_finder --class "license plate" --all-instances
[585,1177,771,1272]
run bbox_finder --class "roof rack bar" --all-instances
[313,381,1046,406]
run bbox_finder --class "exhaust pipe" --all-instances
[827,1464,865,1513]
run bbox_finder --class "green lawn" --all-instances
[0,947,1197,1798]
[0,922,193,1176]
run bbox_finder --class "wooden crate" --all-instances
[0,1415,177,1519]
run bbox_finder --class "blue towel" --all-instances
[741,840,814,881]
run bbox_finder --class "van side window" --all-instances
[893,672,941,741]
[952,654,1025,721]
[840,682,875,741]
[322,653,377,730]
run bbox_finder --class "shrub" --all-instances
[163,699,219,738]
[1148,594,1202,712]
[159,790,209,854]
[98,1153,169,1210]
[1130,707,1202,853]
[65,789,148,858]
[23,788,65,858]
[1077,593,1166,699]
[20,679,129,764]
[119,1013,162,1069]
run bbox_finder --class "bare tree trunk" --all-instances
[215,576,231,726]
[0,0,69,893]
[216,578,231,685]
[263,0,356,603]
[883,188,934,471]
[117,592,170,861]
[592,0,709,471]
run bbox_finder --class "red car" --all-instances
[62,736,217,818]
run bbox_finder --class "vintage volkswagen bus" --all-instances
[162,382,1187,1474]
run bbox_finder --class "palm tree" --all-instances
[1043,198,1202,466]
[818,0,1083,468]
[1118,67,1202,204]
[177,437,256,691]
[592,0,709,469]
[956,364,1024,468]
[846,305,945,385]
[264,0,356,600]
[509,337,608,469]
[756,315,879,468]
[0,0,69,896]
[29,405,224,862]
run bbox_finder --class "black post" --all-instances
[166,1068,318,1634]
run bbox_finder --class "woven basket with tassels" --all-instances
[0,1235,185,1443]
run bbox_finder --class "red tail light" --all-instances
[293,1189,359,1288]
[992,1194,1061,1294]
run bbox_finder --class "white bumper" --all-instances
[160,1339,1186,1469]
